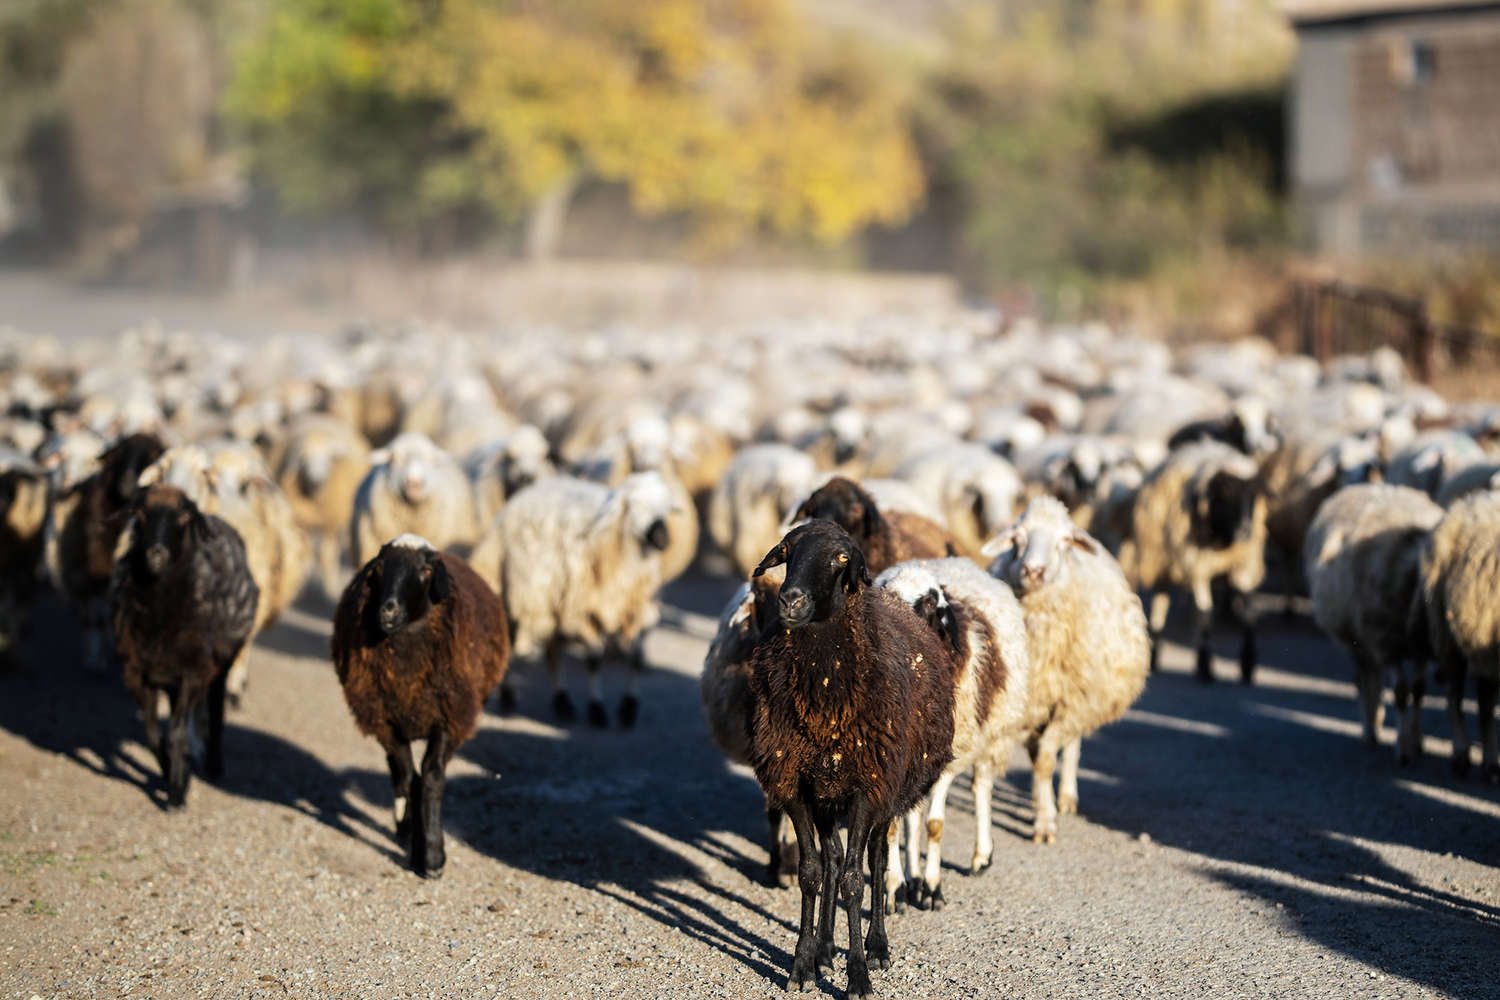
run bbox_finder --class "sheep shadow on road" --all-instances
[1072,605,1500,998]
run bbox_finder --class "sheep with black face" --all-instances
[747,520,956,998]
[110,484,259,810]
[331,535,510,877]
[1119,441,1266,682]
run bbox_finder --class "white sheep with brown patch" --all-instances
[875,557,1030,909]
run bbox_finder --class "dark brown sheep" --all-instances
[52,432,165,671]
[331,535,510,878]
[747,520,956,998]
[793,475,959,576]
[111,484,259,810]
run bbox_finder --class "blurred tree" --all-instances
[227,0,924,255]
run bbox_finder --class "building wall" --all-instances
[1292,7,1500,257]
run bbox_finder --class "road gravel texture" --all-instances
[2,571,1497,1000]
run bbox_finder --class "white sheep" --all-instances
[470,472,676,728]
[350,432,479,566]
[876,557,1030,908]
[707,444,817,578]
[986,495,1150,843]
[1414,492,1500,780]
[893,443,1023,560]
[1304,484,1443,762]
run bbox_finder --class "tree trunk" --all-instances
[524,170,580,261]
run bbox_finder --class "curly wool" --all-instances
[351,433,478,566]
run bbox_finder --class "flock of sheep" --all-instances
[0,314,1497,996]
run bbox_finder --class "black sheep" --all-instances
[111,484,259,810]
[747,520,956,998]
[331,535,510,878]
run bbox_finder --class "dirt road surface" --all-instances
[2,569,1497,1000]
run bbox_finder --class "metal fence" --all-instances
[1260,280,1500,383]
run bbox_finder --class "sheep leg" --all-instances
[205,666,227,781]
[1391,660,1422,766]
[1057,739,1081,815]
[225,645,250,710]
[384,742,416,843]
[1029,731,1061,844]
[163,680,203,810]
[864,828,892,973]
[584,655,609,729]
[1192,578,1215,683]
[764,803,793,888]
[1147,590,1169,673]
[903,808,924,905]
[971,758,995,873]
[317,532,343,601]
[814,814,841,974]
[1477,673,1499,783]
[547,639,574,722]
[618,644,644,728]
[840,800,877,1000]
[884,818,904,914]
[1445,656,1471,777]
[918,769,957,910]
[782,799,823,993]
[133,683,164,773]
[410,727,450,878]
[1352,650,1384,748]
[1233,590,1257,685]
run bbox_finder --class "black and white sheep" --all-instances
[875,557,1031,909]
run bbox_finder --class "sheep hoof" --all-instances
[785,957,818,992]
[551,691,576,723]
[496,685,517,715]
[618,694,640,728]
[587,699,609,728]
[971,855,992,875]
[815,940,835,974]
[1195,649,1214,683]
[924,883,945,911]
[1032,829,1056,845]
[846,964,875,999]
[164,797,187,814]
[1058,794,1078,815]
[415,865,444,880]
[865,933,891,970]
[905,877,927,911]
[1239,662,1256,685]
[1485,763,1500,785]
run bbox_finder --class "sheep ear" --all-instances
[861,501,881,539]
[940,603,962,652]
[844,547,870,592]
[980,527,1018,560]
[751,543,787,579]
[1067,530,1098,555]
[427,557,451,604]
[790,498,812,523]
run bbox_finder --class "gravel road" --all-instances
[3,567,1497,1000]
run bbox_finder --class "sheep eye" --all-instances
[836,552,849,565]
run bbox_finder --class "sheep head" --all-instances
[127,484,206,579]
[600,471,675,555]
[1188,465,1262,550]
[366,535,451,637]
[983,495,1098,596]
[877,564,961,655]
[753,520,869,629]
[793,476,881,542]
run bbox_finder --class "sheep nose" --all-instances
[1020,564,1045,588]
[145,544,169,574]
[379,598,402,628]
[779,589,812,626]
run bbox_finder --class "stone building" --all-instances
[1287,0,1500,257]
